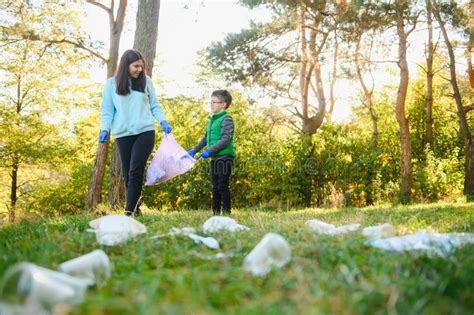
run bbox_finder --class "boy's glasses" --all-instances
[209,101,223,105]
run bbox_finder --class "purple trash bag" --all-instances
[145,134,196,185]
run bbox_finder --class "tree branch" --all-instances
[86,0,112,13]
[47,39,108,63]
[301,24,328,36]
[464,103,474,113]
[406,13,420,37]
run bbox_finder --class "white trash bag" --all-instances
[362,223,396,240]
[0,263,90,310]
[88,215,147,246]
[58,250,111,287]
[145,134,196,185]
[243,233,292,277]
[305,219,360,235]
[202,216,250,233]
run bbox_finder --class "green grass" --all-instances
[1,202,473,314]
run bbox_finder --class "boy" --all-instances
[188,90,235,215]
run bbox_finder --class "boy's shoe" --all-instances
[124,211,133,217]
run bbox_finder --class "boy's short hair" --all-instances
[211,90,232,108]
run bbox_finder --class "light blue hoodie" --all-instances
[100,76,166,139]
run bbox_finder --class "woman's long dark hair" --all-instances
[115,49,147,95]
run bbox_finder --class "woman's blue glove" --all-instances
[187,149,195,158]
[200,149,211,159]
[160,120,172,134]
[98,130,108,143]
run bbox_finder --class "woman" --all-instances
[98,49,172,216]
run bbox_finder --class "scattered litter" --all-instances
[243,233,292,277]
[187,233,220,249]
[0,301,49,315]
[0,263,90,311]
[191,251,234,260]
[149,227,196,239]
[145,134,196,185]
[305,219,360,235]
[88,215,147,246]
[203,216,250,233]
[169,227,196,235]
[362,223,396,240]
[368,230,474,255]
[58,250,111,287]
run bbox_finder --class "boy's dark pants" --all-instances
[116,130,155,212]
[210,157,233,215]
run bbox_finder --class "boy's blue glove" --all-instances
[160,120,172,134]
[98,130,108,143]
[187,149,195,158]
[200,149,211,159]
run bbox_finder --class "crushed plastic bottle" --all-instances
[368,230,474,255]
[58,250,111,287]
[0,263,90,310]
[88,214,147,246]
[305,219,360,235]
[187,233,220,249]
[202,216,249,233]
[243,233,292,277]
[362,223,396,240]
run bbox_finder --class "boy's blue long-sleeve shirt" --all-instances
[100,76,166,139]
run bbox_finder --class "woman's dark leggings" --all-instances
[116,130,155,212]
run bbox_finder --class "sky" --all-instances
[84,0,469,122]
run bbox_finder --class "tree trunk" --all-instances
[469,0,474,88]
[87,0,127,210]
[108,144,125,207]
[355,36,378,205]
[355,37,378,148]
[9,155,18,223]
[327,32,338,122]
[396,18,413,204]
[107,0,161,208]
[108,0,161,207]
[424,0,434,149]
[304,58,326,135]
[297,4,326,136]
[133,0,160,76]
[302,27,326,136]
[433,2,474,199]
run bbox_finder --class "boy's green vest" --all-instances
[206,111,235,157]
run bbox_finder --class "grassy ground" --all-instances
[0,202,473,314]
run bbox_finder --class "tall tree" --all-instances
[204,1,350,136]
[108,0,161,207]
[326,30,340,123]
[395,5,415,204]
[469,0,474,88]
[134,0,160,76]
[377,1,419,204]
[354,34,378,148]
[424,0,435,149]
[86,0,128,210]
[432,0,474,199]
